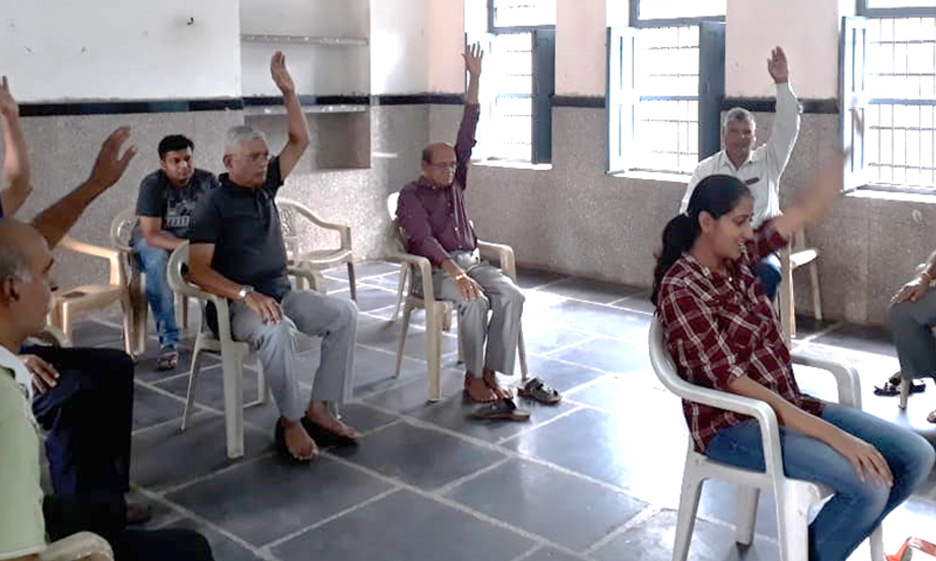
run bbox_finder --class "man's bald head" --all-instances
[0,219,54,347]
[420,142,458,189]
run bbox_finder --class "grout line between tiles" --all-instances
[582,504,662,555]
[506,544,544,561]
[434,457,512,496]
[494,405,585,446]
[158,450,278,497]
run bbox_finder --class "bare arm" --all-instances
[187,243,282,323]
[727,375,892,485]
[464,43,482,105]
[0,76,32,216]
[31,127,137,248]
[270,52,310,179]
[138,216,184,251]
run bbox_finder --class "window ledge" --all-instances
[610,169,691,184]
[472,159,553,171]
[847,188,936,205]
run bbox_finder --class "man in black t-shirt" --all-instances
[187,52,359,462]
[131,135,218,370]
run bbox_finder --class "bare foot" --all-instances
[281,418,319,461]
[482,370,512,400]
[307,403,360,440]
[465,373,498,402]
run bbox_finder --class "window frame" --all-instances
[476,0,555,164]
[848,0,936,193]
[605,0,725,174]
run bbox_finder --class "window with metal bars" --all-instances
[468,0,555,163]
[607,1,725,174]
[842,2,936,192]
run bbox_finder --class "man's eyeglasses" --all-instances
[428,161,457,170]
[235,153,272,163]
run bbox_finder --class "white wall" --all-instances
[556,0,607,96]
[0,0,240,102]
[370,0,429,95]
[429,0,468,93]
[726,0,842,98]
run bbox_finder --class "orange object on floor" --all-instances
[888,537,936,561]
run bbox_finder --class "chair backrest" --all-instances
[387,192,400,221]
[166,242,193,296]
[275,200,302,261]
[109,206,137,253]
[648,316,701,401]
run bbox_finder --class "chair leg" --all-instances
[672,474,704,561]
[130,276,147,356]
[255,362,267,406]
[181,295,190,330]
[518,327,529,382]
[735,486,760,546]
[869,524,884,561]
[391,265,409,322]
[394,304,413,378]
[60,305,73,342]
[181,341,206,431]
[119,293,135,359]
[425,304,443,402]
[899,378,910,410]
[456,314,464,365]
[347,262,357,301]
[809,262,822,322]
[221,350,246,460]
[776,483,812,561]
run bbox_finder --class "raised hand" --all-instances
[463,43,484,77]
[270,51,296,95]
[87,126,138,190]
[0,75,18,118]
[767,46,789,84]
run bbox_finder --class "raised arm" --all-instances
[271,51,310,180]
[0,76,32,216]
[454,44,483,189]
[763,47,801,181]
[31,127,137,248]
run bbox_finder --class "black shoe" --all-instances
[300,415,358,448]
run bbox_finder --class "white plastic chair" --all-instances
[49,236,134,358]
[648,317,883,561]
[779,231,823,343]
[110,206,190,357]
[40,531,114,561]
[385,193,529,401]
[276,197,352,298]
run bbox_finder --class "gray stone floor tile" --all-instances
[167,454,393,547]
[521,547,584,561]
[272,489,534,561]
[165,517,273,561]
[130,413,271,491]
[445,459,648,551]
[546,299,651,341]
[330,420,506,491]
[542,278,644,305]
[549,337,651,375]
[524,355,608,393]
[591,509,780,561]
[132,384,188,430]
[516,268,569,290]
[520,320,596,356]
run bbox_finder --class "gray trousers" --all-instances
[888,288,936,381]
[434,251,524,378]
[230,290,358,420]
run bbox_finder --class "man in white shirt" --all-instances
[680,46,801,300]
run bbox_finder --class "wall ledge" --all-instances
[846,188,936,205]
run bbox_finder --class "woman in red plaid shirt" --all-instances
[653,163,934,561]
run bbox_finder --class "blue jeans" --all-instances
[131,238,178,351]
[706,403,935,561]
[756,253,782,301]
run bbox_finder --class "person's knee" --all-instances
[490,287,524,314]
[460,294,491,316]
[888,300,918,329]
[898,433,936,489]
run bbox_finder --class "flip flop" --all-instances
[156,349,179,371]
[874,379,925,396]
[273,422,319,462]
[517,377,562,405]
[928,410,936,424]
[468,397,531,422]
[300,415,358,448]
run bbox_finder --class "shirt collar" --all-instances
[0,344,33,398]
[718,150,754,173]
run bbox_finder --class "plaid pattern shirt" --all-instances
[656,220,823,452]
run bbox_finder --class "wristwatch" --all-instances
[237,285,255,301]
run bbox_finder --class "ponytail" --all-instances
[651,174,753,306]
[651,214,699,305]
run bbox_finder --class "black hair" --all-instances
[158,135,194,159]
[651,175,753,306]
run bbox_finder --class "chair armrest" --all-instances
[30,324,72,348]
[40,531,114,561]
[58,236,124,286]
[286,265,325,291]
[477,240,517,280]
[791,351,862,408]
[386,251,437,303]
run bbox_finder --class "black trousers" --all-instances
[23,345,134,498]
[44,496,214,561]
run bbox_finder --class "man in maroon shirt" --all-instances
[396,45,560,406]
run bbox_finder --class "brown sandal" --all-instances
[156,349,179,371]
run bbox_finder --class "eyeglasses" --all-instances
[235,153,272,163]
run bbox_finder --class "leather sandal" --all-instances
[468,397,531,422]
[518,377,562,405]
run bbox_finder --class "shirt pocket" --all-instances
[716,298,762,355]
